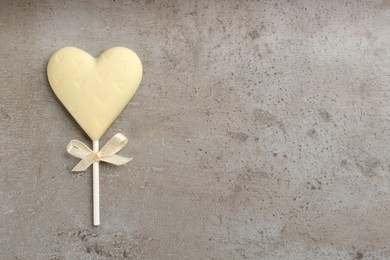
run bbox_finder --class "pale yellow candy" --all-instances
[47,47,142,140]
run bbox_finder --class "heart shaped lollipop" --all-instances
[47,47,143,225]
[48,46,142,140]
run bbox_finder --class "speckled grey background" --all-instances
[1,0,390,259]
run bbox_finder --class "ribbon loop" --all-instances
[100,133,129,156]
[67,140,93,158]
[67,133,132,172]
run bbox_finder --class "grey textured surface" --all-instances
[1,0,390,259]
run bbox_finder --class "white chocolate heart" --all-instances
[47,47,142,140]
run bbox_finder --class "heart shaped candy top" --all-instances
[47,47,142,140]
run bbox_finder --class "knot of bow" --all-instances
[67,133,132,172]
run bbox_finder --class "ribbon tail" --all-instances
[71,154,96,172]
[101,154,133,166]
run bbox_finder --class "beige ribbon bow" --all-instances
[67,133,133,172]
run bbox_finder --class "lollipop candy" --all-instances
[47,47,142,225]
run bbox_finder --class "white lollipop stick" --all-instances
[66,134,133,225]
[92,140,100,226]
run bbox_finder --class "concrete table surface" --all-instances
[1,0,390,259]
